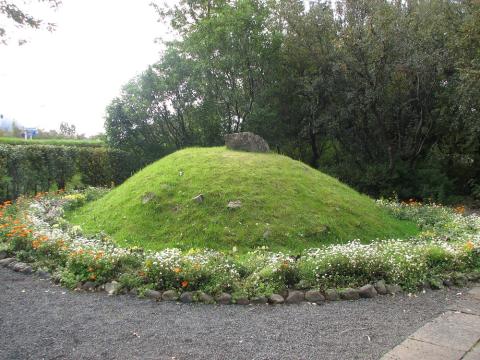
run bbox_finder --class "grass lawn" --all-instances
[0,137,104,147]
[67,147,418,253]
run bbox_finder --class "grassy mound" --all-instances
[67,147,418,252]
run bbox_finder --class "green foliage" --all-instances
[67,147,418,253]
[0,137,104,147]
[104,0,480,202]
[0,144,137,201]
[2,192,480,297]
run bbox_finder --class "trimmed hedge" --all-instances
[0,144,138,201]
[0,137,105,147]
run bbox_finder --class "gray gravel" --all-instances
[0,267,465,360]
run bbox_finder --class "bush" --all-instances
[0,144,138,201]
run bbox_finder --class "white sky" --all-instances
[0,0,175,136]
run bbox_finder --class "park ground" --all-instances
[0,266,477,360]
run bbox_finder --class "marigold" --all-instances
[181,281,189,288]
[174,267,181,273]
[466,241,475,251]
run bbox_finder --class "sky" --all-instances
[0,0,175,136]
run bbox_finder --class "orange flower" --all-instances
[138,271,145,277]
[89,274,97,281]
[181,281,189,288]
[466,241,475,251]
[32,240,41,249]
[174,267,181,273]
[454,205,465,215]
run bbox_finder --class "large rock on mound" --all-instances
[224,132,270,153]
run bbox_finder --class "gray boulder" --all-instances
[358,284,377,298]
[250,296,268,304]
[0,257,15,267]
[324,289,339,301]
[104,281,121,295]
[180,292,194,303]
[374,280,387,295]
[82,281,96,291]
[145,289,162,300]
[385,284,402,295]
[216,293,232,305]
[227,200,242,210]
[268,294,285,305]
[198,292,215,304]
[162,290,179,301]
[224,132,270,153]
[0,250,7,260]
[339,288,360,300]
[285,290,305,304]
[305,290,325,304]
[36,270,51,279]
[235,297,250,305]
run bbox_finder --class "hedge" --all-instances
[0,144,138,201]
[0,137,105,147]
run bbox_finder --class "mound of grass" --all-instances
[67,147,418,252]
[0,137,104,147]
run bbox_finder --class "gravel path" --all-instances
[0,268,465,360]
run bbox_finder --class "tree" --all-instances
[59,122,76,138]
[0,0,60,45]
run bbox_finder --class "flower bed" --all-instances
[0,190,479,305]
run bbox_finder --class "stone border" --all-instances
[2,255,479,307]
[381,287,480,359]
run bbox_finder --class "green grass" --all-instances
[0,137,104,147]
[67,147,419,253]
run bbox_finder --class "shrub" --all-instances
[0,144,138,202]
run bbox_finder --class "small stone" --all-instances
[0,257,15,266]
[305,290,325,303]
[142,192,157,204]
[466,272,480,282]
[453,274,468,287]
[443,279,454,287]
[82,281,96,291]
[235,297,250,305]
[421,280,431,290]
[6,261,18,269]
[198,292,214,304]
[358,284,377,298]
[144,289,162,300]
[429,277,444,290]
[12,262,27,272]
[374,280,388,295]
[162,290,179,301]
[104,281,121,295]
[263,229,271,240]
[129,288,138,296]
[36,270,51,279]
[250,296,268,304]
[227,200,242,210]
[216,293,232,305]
[19,265,33,274]
[285,290,305,304]
[192,194,204,203]
[324,289,339,301]
[385,284,402,295]
[268,294,285,305]
[180,292,194,303]
[339,288,360,300]
[0,250,7,260]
